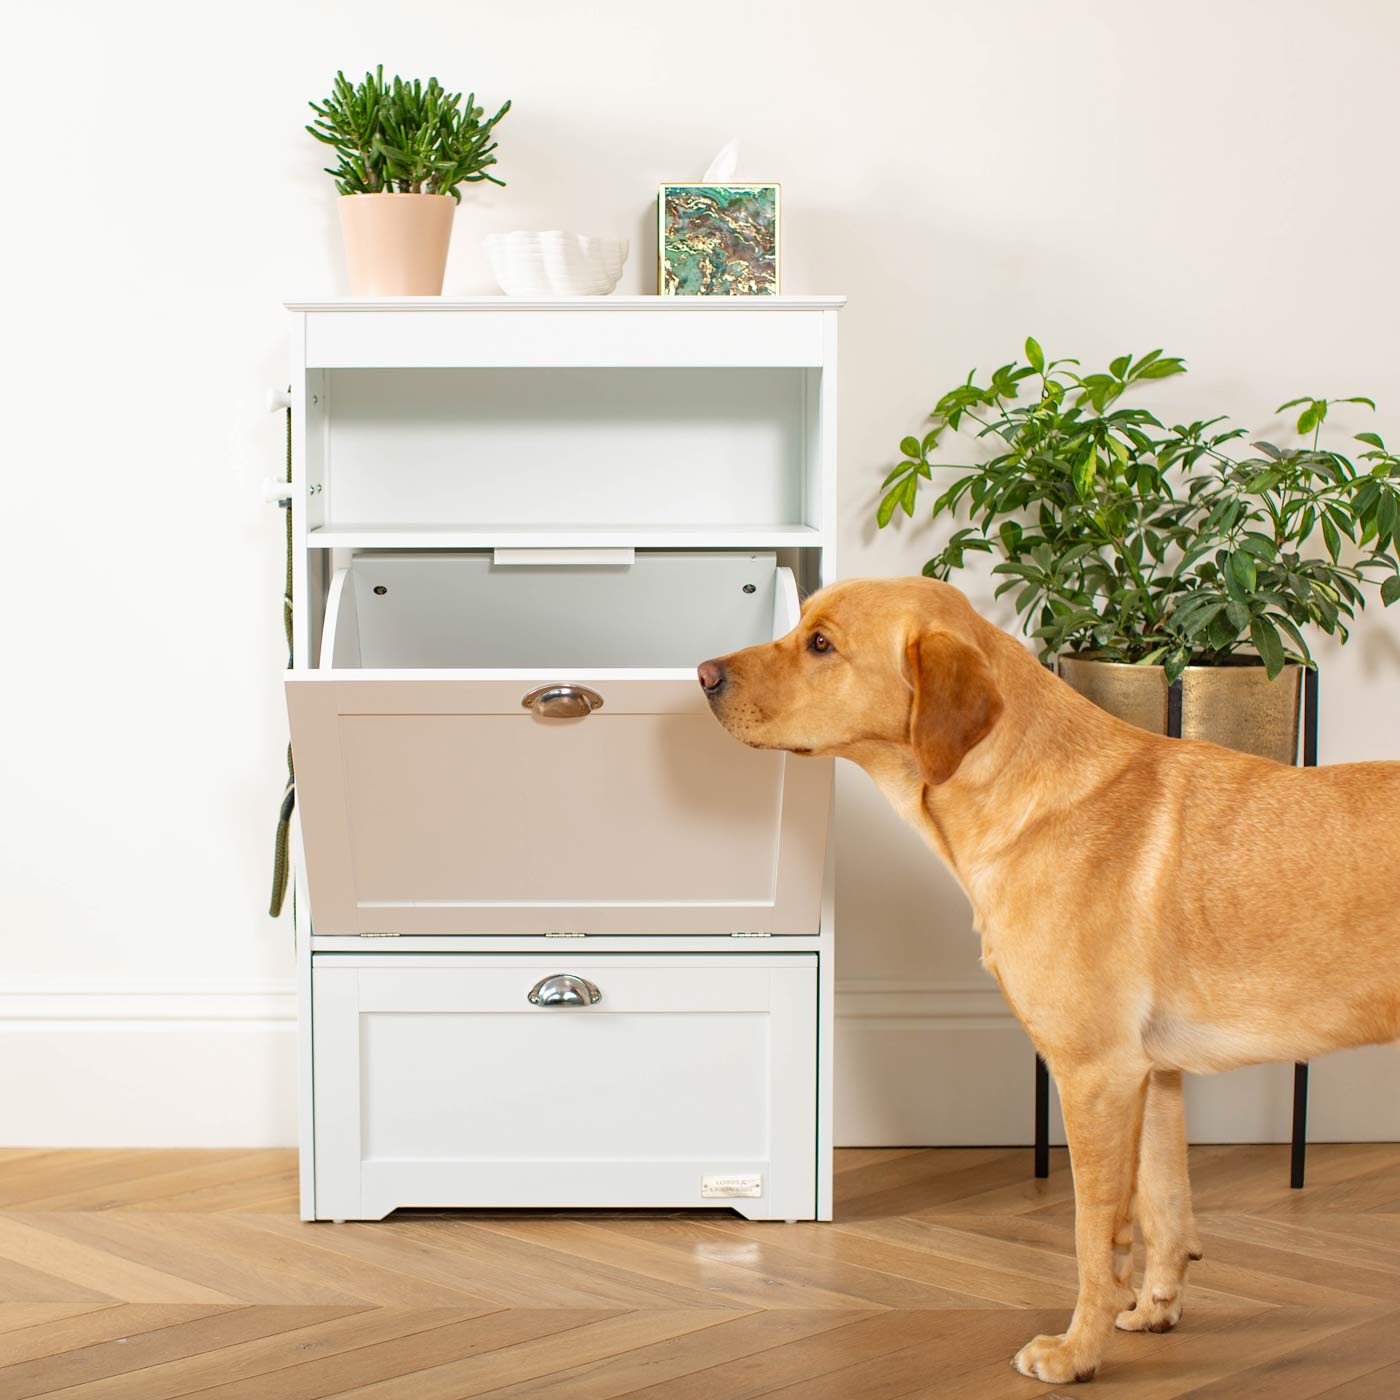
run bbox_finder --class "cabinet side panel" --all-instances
[763,964,819,1221]
[310,966,362,1220]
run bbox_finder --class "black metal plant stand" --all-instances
[1033,667,1319,1187]
[1034,1053,1050,1179]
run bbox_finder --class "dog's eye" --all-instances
[809,632,833,654]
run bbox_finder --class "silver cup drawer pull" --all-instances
[528,974,603,1007]
[522,684,604,718]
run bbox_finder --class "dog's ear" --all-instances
[905,631,1004,785]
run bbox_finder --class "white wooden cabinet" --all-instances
[284,296,842,1222]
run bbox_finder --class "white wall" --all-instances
[3,0,1397,1147]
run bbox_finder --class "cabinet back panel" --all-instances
[341,550,779,668]
[325,368,806,527]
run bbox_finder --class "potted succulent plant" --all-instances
[876,340,1400,760]
[308,67,510,296]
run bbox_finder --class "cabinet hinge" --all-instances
[359,930,400,938]
[731,930,772,938]
[545,930,588,938]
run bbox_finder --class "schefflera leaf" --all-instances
[875,340,1400,676]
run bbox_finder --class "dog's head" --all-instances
[698,577,1005,784]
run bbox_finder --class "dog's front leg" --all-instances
[1013,1062,1148,1384]
[1116,1068,1203,1334]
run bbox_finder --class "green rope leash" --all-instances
[269,400,295,917]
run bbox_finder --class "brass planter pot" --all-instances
[1058,655,1303,764]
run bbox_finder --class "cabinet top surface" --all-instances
[285,294,846,313]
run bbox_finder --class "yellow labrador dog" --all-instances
[697,576,1400,1385]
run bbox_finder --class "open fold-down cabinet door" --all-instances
[286,550,832,937]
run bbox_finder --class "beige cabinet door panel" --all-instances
[287,674,831,935]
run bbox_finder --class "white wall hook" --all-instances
[266,387,292,414]
[261,476,293,505]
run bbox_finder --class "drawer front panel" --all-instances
[362,1012,768,1160]
[312,955,817,1220]
[287,675,831,935]
[305,309,824,369]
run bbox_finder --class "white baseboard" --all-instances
[3,978,1395,1150]
[0,981,298,1148]
[834,978,1400,1147]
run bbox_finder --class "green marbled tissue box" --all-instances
[658,183,780,295]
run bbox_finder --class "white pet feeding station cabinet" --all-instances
[281,295,843,1222]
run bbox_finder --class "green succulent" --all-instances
[877,339,1400,682]
[307,66,510,201]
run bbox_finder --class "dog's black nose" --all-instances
[697,659,727,695]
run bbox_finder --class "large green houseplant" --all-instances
[876,340,1400,758]
[307,67,511,295]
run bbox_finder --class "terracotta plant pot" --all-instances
[1058,655,1303,764]
[338,193,455,295]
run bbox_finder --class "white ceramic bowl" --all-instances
[483,230,629,296]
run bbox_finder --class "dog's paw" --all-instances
[1116,1285,1183,1334]
[1012,1333,1096,1383]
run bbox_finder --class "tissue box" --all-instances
[658,183,780,295]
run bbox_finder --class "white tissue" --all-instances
[701,140,741,183]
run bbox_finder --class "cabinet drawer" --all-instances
[287,552,831,936]
[312,955,818,1220]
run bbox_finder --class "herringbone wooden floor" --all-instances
[2,1146,1399,1397]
